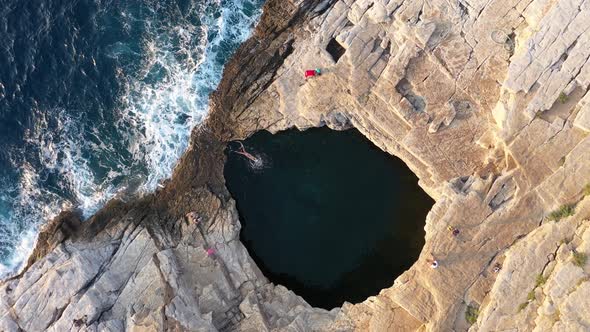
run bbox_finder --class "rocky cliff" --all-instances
[2,0,590,331]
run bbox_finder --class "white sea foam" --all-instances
[0,0,262,278]
[0,162,66,278]
[0,110,113,277]
[119,0,262,191]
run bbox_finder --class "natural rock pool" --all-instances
[224,127,434,309]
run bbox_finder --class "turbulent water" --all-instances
[0,0,263,277]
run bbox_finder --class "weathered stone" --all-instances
[2,0,590,331]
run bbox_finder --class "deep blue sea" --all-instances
[0,0,262,277]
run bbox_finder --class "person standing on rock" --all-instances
[447,225,460,237]
[427,256,439,269]
[304,68,321,79]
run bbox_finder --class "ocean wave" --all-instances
[118,0,263,191]
[0,0,263,278]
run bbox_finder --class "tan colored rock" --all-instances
[3,0,590,331]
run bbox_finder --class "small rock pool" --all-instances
[224,127,434,309]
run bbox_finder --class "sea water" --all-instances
[0,0,263,277]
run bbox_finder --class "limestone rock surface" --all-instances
[2,0,590,331]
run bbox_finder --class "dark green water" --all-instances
[224,127,433,309]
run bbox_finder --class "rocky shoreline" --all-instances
[2,0,590,331]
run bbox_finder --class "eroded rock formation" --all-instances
[1,0,590,331]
